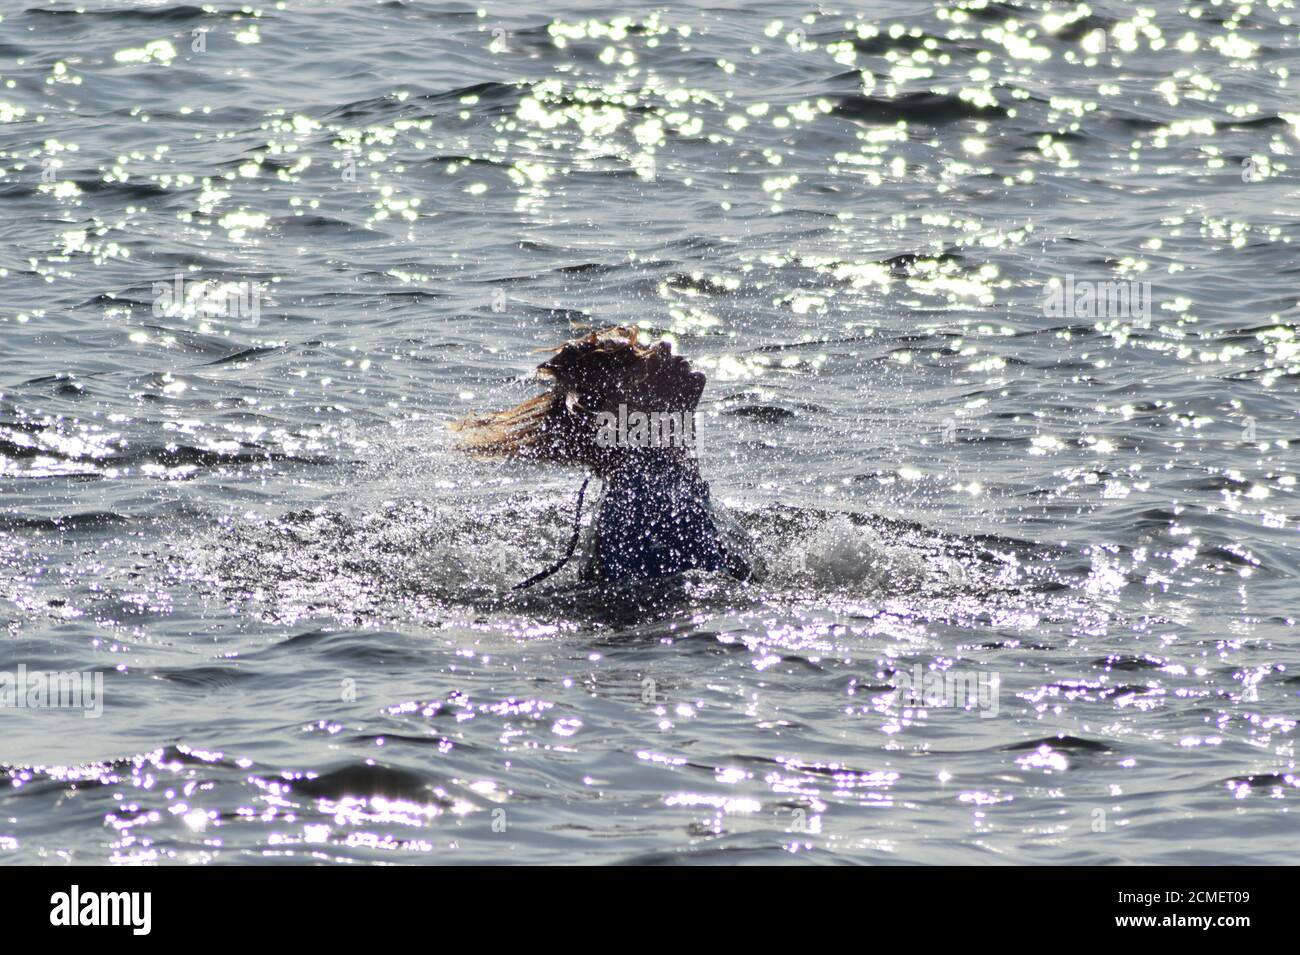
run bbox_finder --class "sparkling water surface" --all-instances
[0,0,1297,864]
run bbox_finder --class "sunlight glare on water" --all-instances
[0,0,1296,864]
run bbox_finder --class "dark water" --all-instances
[1,0,1297,864]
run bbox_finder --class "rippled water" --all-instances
[1,0,1298,864]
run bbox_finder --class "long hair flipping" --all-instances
[451,326,698,471]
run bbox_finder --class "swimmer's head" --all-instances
[452,326,705,470]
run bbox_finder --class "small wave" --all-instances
[1003,734,1113,754]
[23,4,211,23]
[834,92,1007,125]
[758,512,938,591]
[0,511,128,532]
[288,762,453,804]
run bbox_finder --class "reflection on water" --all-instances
[0,0,1297,863]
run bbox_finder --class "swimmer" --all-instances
[453,326,757,587]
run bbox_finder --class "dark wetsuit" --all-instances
[580,454,756,583]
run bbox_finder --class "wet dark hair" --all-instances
[452,326,693,469]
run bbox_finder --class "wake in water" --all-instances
[178,482,1070,629]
